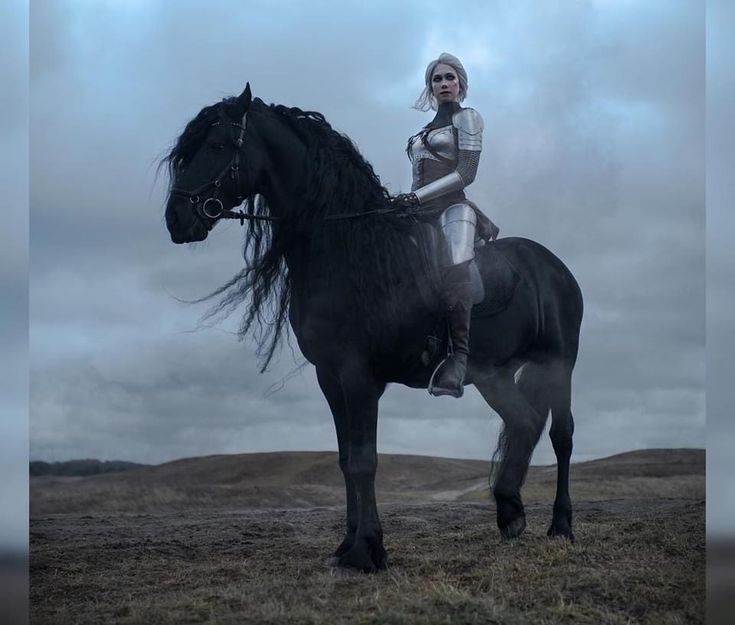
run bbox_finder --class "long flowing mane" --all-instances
[164,98,434,371]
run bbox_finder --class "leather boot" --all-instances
[429,263,473,398]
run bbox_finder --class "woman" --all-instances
[393,52,497,399]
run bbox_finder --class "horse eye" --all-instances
[210,142,225,151]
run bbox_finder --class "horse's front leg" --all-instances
[316,367,358,563]
[331,361,387,573]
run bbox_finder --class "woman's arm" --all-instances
[412,108,484,205]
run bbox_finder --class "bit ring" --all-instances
[202,197,224,219]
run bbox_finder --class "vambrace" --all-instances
[413,170,464,205]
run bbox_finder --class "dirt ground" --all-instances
[31,496,704,624]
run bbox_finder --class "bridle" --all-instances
[170,106,416,229]
[170,109,279,229]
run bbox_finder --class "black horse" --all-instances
[163,84,583,573]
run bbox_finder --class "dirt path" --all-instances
[30,497,703,624]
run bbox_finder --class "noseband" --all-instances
[170,111,279,229]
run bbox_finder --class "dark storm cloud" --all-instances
[30,1,705,467]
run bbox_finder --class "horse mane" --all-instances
[166,98,430,372]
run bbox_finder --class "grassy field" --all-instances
[30,449,705,624]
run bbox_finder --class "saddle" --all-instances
[470,243,520,318]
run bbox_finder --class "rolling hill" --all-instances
[30,448,704,515]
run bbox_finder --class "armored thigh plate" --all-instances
[440,203,477,265]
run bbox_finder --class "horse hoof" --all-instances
[547,525,575,543]
[329,565,362,578]
[500,516,527,540]
[331,545,386,574]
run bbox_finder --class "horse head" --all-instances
[164,83,267,243]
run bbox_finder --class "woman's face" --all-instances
[431,63,460,104]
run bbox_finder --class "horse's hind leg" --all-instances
[547,362,575,541]
[475,363,549,539]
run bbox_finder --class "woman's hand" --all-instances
[391,192,420,213]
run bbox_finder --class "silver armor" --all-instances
[410,125,456,162]
[454,108,483,151]
[414,171,463,204]
[440,203,477,264]
[408,108,484,163]
[408,108,484,265]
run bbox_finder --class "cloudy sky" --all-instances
[5,0,728,548]
[28,0,706,462]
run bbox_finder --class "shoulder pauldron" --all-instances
[452,108,484,151]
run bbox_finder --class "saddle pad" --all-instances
[471,243,520,318]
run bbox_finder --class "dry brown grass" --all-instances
[30,449,705,624]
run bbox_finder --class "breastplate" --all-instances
[409,125,457,162]
[408,125,457,189]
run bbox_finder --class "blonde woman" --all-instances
[394,52,497,397]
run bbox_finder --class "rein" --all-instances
[221,198,413,225]
[324,205,409,220]
[216,196,411,225]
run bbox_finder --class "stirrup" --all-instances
[428,356,464,398]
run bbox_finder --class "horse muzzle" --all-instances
[166,197,210,244]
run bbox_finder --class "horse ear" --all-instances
[238,83,252,111]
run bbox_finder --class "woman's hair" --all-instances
[413,52,468,111]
